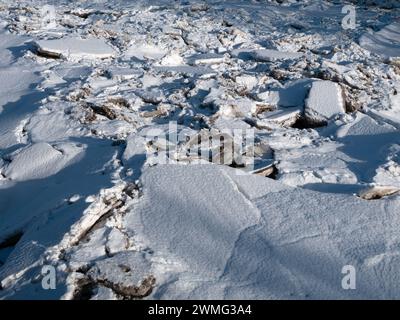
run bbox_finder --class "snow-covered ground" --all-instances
[0,0,400,300]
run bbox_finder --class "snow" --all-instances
[0,0,399,300]
[305,81,345,125]
[35,37,116,60]
[123,165,400,299]
[251,49,304,62]
[360,23,400,58]
[2,142,83,181]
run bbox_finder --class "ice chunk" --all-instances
[35,37,116,60]
[186,53,226,65]
[305,81,345,125]
[3,142,82,181]
[125,165,260,278]
[124,165,400,299]
[251,49,303,62]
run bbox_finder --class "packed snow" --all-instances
[304,80,345,125]
[35,37,116,60]
[0,0,399,300]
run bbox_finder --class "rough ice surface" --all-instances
[251,49,304,62]
[0,0,399,300]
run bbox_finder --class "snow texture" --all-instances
[0,0,399,300]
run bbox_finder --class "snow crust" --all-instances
[0,0,399,300]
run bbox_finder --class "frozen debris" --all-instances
[358,186,400,200]
[189,3,209,12]
[106,67,143,81]
[251,49,303,62]
[304,81,345,126]
[125,44,166,61]
[360,23,400,58]
[276,79,313,108]
[35,37,116,60]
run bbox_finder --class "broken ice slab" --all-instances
[250,162,276,177]
[359,23,400,58]
[186,53,227,65]
[304,81,345,125]
[153,65,216,76]
[125,44,166,61]
[251,49,304,62]
[358,185,400,200]
[87,251,155,299]
[162,26,182,36]
[259,107,302,127]
[35,37,116,60]
[2,142,83,181]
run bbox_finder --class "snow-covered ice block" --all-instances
[125,165,260,278]
[305,81,345,125]
[125,43,166,60]
[106,67,143,81]
[3,142,82,181]
[360,23,400,58]
[251,49,303,62]
[336,112,396,138]
[0,67,41,112]
[35,37,116,60]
